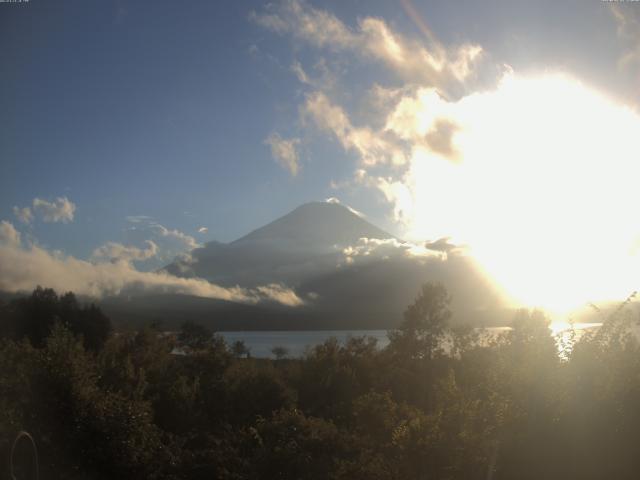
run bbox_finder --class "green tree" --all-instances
[225,360,295,423]
[388,282,451,360]
[246,409,344,480]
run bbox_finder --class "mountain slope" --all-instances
[164,202,393,287]
[152,200,512,330]
[233,202,392,249]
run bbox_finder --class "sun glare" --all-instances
[402,73,640,314]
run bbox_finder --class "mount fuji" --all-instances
[103,202,509,330]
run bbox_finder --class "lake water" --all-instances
[219,322,603,358]
[221,330,390,358]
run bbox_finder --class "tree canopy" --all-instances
[2,284,640,479]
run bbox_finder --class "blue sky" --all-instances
[2,0,640,309]
[2,0,389,257]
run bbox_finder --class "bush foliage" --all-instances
[1,284,640,479]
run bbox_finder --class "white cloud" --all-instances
[124,217,204,266]
[12,206,33,225]
[291,60,311,85]
[251,0,354,49]
[256,1,640,312]
[168,251,197,275]
[249,8,290,34]
[252,0,483,91]
[302,91,406,167]
[290,58,337,90]
[32,197,76,223]
[373,176,414,224]
[265,133,301,176]
[324,197,365,218]
[0,230,304,307]
[12,196,77,224]
[126,215,153,224]
[341,237,446,266]
[92,240,158,264]
[0,221,21,247]
[255,284,306,306]
[611,5,640,70]
[150,223,200,250]
[425,237,465,254]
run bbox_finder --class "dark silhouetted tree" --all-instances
[232,339,250,358]
[271,345,289,360]
[178,320,212,351]
[6,287,111,351]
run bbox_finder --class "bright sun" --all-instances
[397,73,640,313]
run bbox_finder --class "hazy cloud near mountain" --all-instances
[425,237,464,254]
[341,237,446,266]
[0,221,304,307]
[124,216,203,267]
[150,223,200,250]
[91,240,159,264]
